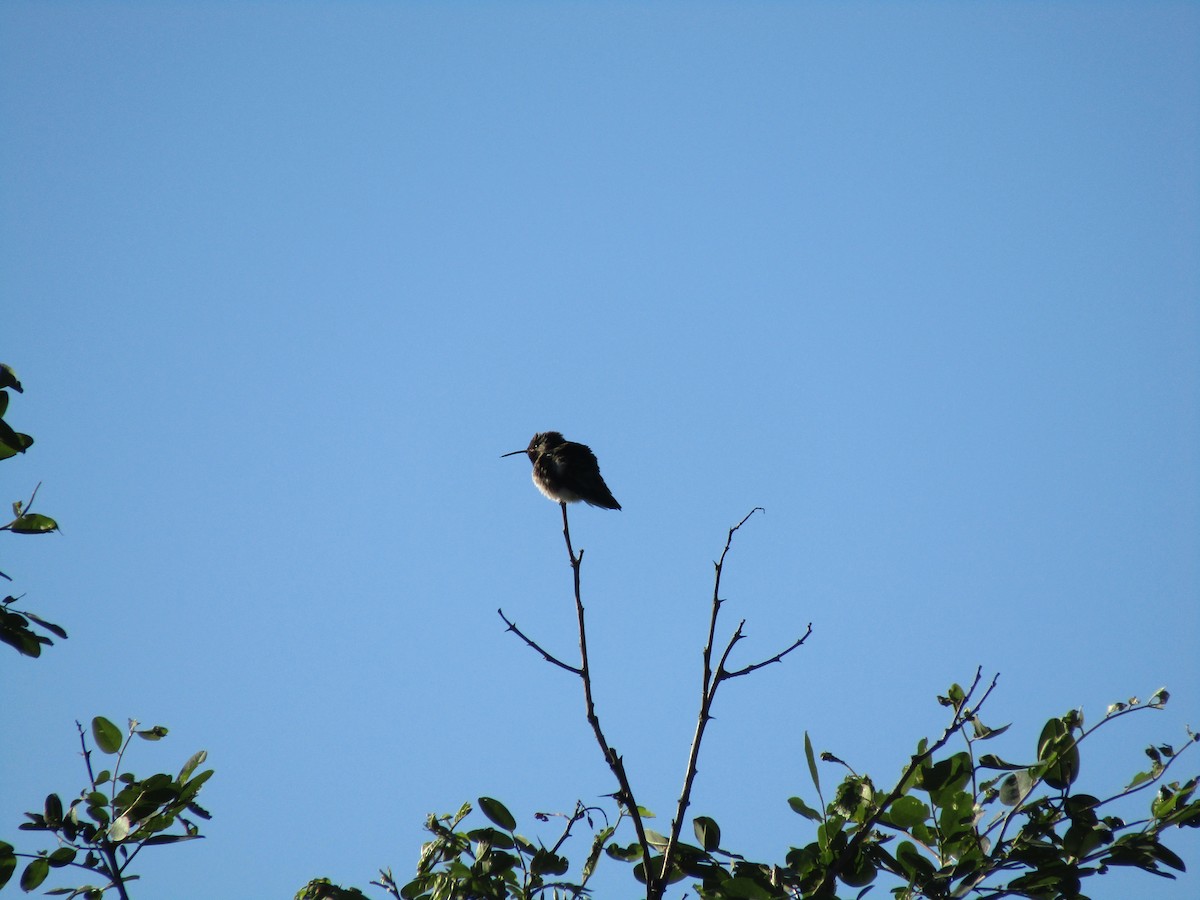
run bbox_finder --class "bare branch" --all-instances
[556,502,656,898]
[660,508,809,893]
[721,624,813,680]
[712,620,748,683]
[497,608,581,676]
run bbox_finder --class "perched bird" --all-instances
[501,432,622,510]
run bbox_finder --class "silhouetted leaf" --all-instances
[0,365,21,392]
[140,833,203,845]
[530,848,569,876]
[1152,842,1186,872]
[476,797,515,831]
[1039,718,1080,790]
[22,611,67,639]
[20,857,49,891]
[0,419,32,459]
[44,793,63,827]
[47,847,75,868]
[840,847,877,888]
[0,622,45,657]
[0,842,14,890]
[978,754,1025,771]
[694,815,721,851]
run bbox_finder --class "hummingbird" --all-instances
[501,432,622,510]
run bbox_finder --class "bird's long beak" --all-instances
[500,449,525,458]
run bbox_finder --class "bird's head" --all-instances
[501,431,566,462]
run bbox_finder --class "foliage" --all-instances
[324,683,1196,900]
[0,362,64,656]
[301,505,1198,899]
[0,593,67,658]
[0,717,212,899]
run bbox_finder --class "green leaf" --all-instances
[582,825,615,882]
[895,841,936,882]
[973,721,1011,741]
[136,725,169,741]
[693,815,721,851]
[8,513,57,534]
[0,844,14,890]
[0,430,33,460]
[0,365,21,393]
[92,717,123,754]
[999,771,1034,806]
[938,790,976,838]
[710,876,775,899]
[605,842,643,862]
[108,815,132,842]
[788,796,823,821]
[22,611,67,639]
[179,750,208,782]
[140,833,202,846]
[44,793,63,827]
[1151,842,1186,872]
[20,857,49,891]
[1039,717,1081,790]
[530,848,569,876]
[839,847,877,888]
[466,826,513,849]
[47,847,76,867]
[805,731,821,795]
[922,752,972,804]
[946,682,966,709]
[885,795,929,828]
[978,754,1025,771]
[644,829,669,850]
[476,797,515,831]
[0,391,7,417]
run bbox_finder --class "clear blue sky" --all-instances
[2,3,1197,898]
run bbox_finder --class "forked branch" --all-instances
[660,509,811,892]
[500,505,809,900]
[500,502,657,896]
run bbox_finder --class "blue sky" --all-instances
[2,3,1197,898]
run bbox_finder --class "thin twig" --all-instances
[546,801,592,856]
[557,501,656,898]
[497,608,582,675]
[721,626,812,679]
[76,720,97,789]
[660,508,809,891]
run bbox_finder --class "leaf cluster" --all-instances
[1,594,66,658]
[381,798,601,900]
[330,679,1198,900]
[0,717,213,898]
[1,362,63,655]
